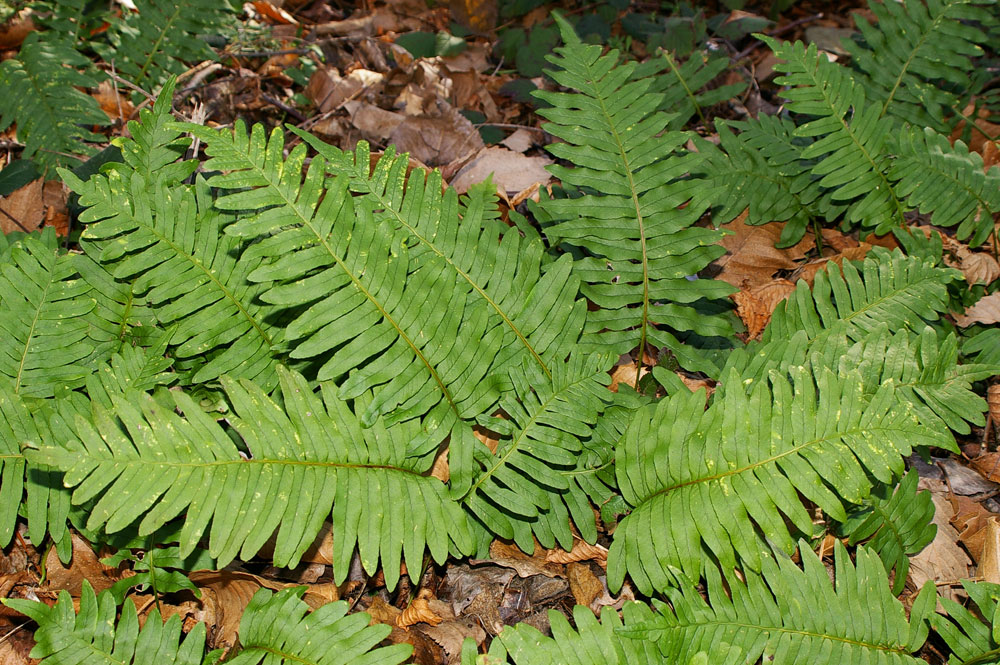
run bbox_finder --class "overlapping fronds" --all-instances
[533,14,733,373]
[4,582,208,665]
[225,588,411,665]
[64,82,282,387]
[761,249,958,345]
[474,604,665,665]
[99,0,235,90]
[763,37,904,232]
[0,32,108,170]
[608,364,952,594]
[0,236,98,398]
[841,469,935,595]
[843,0,994,132]
[460,353,615,552]
[888,126,1000,247]
[0,389,71,549]
[637,49,746,128]
[931,580,1000,665]
[627,543,930,665]
[181,120,585,489]
[28,366,473,590]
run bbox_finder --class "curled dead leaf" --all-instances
[397,589,444,628]
[544,541,608,565]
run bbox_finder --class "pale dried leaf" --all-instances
[306,68,383,113]
[449,146,552,195]
[344,101,405,140]
[979,517,1000,584]
[955,292,1000,327]
[909,493,971,603]
[960,252,1000,285]
[500,128,534,153]
[545,541,608,565]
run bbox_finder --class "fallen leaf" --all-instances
[909,492,971,603]
[979,517,1000,583]
[950,493,994,561]
[715,213,812,289]
[93,79,135,123]
[0,178,45,234]
[500,128,534,153]
[545,541,608,565]
[417,619,486,664]
[955,292,1000,327]
[306,68,383,113]
[397,589,444,628]
[344,101,405,140]
[959,251,1000,285]
[449,0,496,33]
[449,146,551,195]
[989,384,1000,426]
[252,0,298,24]
[567,562,603,608]
[731,279,796,339]
[44,533,116,596]
[0,9,36,50]
[389,110,484,167]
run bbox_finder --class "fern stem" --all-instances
[663,50,706,126]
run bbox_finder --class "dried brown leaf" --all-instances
[979,517,1000,584]
[989,384,1000,426]
[950,493,994,561]
[449,146,551,195]
[544,541,608,565]
[567,563,603,608]
[93,79,134,123]
[397,589,444,628]
[43,533,116,596]
[715,213,811,289]
[955,292,1000,327]
[449,0,496,33]
[732,279,796,339]
[306,68,383,113]
[389,110,483,167]
[909,492,971,603]
[960,252,1000,285]
[417,619,486,665]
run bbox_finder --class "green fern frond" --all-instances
[841,469,935,595]
[843,0,994,132]
[100,0,235,91]
[180,120,585,493]
[932,580,1000,665]
[4,581,208,665]
[224,587,411,665]
[761,249,959,345]
[627,542,929,665]
[0,31,108,170]
[533,14,734,373]
[636,49,746,128]
[763,37,904,233]
[84,330,175,408]
[837,325,997,435]
[29,365,472,590]
[963,327,1000,366]
[694,117,824,247]
[0,236,99,398]
[888,126,1000,247]
[608,364,952,594]
[65,87,282,388]
[461,353,616,552]
[481,604,665,665]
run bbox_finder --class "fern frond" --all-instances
[100,0,235,91]
[0,32,108,170]
[224,587,411,665]
[534,14,734,373]
[4,581,208,665]
[461,353,615,552]
[761,249,959,345]
[932,580,1000,664]
[484,604,664,665]
[844,0,994,132]
[65,88,282,388]
[763,37,904,233]
[29,365,472,590]
[694,117,823,247]
[636,49,746,128]
[841,469,935,595]
[888,126,1000,247]
[628,542,928,665]
[180,120,585,492]
[0,236,99,398]
[84,329,175,408]
[608,364,952,594]
[838,325,997,435]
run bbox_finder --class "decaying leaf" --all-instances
[978,517,1000,584]
[398,589,445,628]
[545,540,609,565]
[715,214,812,289]
[959,251,1000,285]
[306,68,384,113]
[389,109,484,167]
[909,492,971,603]
[955,292,1000,327]
[731,279,796,339]
[567,562,603,607]
[950,493,995,561]
[449,146,552,195]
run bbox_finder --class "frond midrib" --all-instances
[74,455,427,477]
[580,58,651,385]
[641,420,905,503]
[136,4,183,88]
[878,8,949,119]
